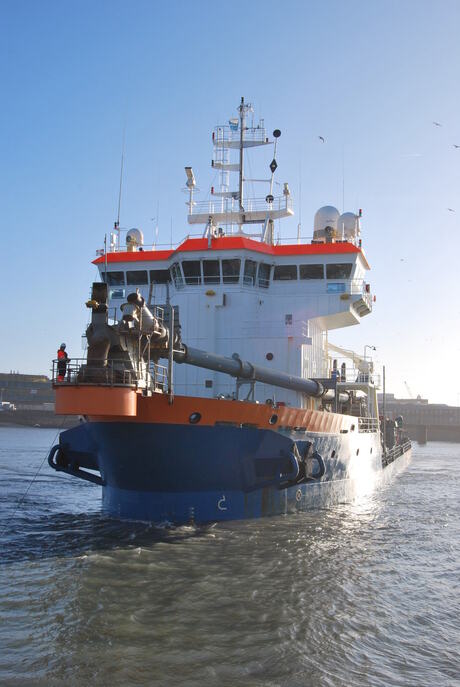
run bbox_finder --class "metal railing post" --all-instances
[168,305,175,405]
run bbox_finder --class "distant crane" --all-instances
[404,380,423,402]
[404,381,414,399]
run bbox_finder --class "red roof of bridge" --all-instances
[93,236,368,267]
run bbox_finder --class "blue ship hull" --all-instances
[49,420,400,524]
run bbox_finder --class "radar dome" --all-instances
[313,206,340,242]
[337,212,359,239]
[126,228,144,251]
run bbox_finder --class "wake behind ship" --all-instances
[48,98,411,524]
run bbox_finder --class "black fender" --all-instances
[48,443,103,486]
[48,444,66,470]
[306,451,325,480]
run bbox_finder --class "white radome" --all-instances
[313,206,340,238]
[126,228,144,248]
[337,212,359,239]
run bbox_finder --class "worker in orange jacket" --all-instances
[57,343,70,382]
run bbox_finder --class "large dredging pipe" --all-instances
[173,346,348,402]
[115,291,348,402]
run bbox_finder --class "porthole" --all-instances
[189,412,202,424]
[266,352,274,361]
[269,414,278,425]
[331,450,336,458]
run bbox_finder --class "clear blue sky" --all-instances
[1,0,460,404]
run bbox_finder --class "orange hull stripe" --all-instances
[82,391,356,434]
[55,385,138,417]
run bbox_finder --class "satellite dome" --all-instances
[337,212,359,239]
[313,206,340,241]
[126,228,144,251]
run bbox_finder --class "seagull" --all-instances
[447,208,455,212]
[454,145,460,148]
[433,121,442,127]
[318,136,325,143]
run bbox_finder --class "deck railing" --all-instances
[98,230,363,256]
[52,358,147,388]
[382,439,411,467]
[358,417,380,433]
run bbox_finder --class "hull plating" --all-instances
[56,421,405,524]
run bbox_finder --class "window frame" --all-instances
[325,263,353,280]
[273,264,298,281]
[222,258,241,284]
[257,262,271,288]
[299,264,324,280]
[105,271,125,286]
[243,259,258,286]
[170,262,184,288]
[126,269,148,285]
[181,260,202,285]
[149,268,171,284]
[202,259,221,285]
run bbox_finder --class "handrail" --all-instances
[382,439,411,467]
[191,195,293,215]
[98,231,363,256]
[358,417,380,433]
[52,358,149,389]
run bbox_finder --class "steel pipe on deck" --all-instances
[174,345,348,402]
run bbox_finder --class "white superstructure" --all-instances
[94,99,374,408]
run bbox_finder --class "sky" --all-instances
[1,0,460,404]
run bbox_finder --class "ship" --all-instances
[48,98,411,524]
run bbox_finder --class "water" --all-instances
[0,427,459,687]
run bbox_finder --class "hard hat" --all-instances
[60,343,66,349]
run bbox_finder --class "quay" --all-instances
[380,394,460,444]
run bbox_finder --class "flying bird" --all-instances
[454,145,460,148]
[447,208,455,212]
[433,121,442,127]
[318,136,325,143]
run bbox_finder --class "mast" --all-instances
[238,96,245,212]
[186,98,293,232]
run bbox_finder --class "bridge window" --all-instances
[203,260,220,284]
[300,264,324,280]
[258,263,271,288]
[222,259,241,284]
[105,271,125,286]
[182,260,202,285]
[149,269,171,284]
[326,263,353,279]
[243,259,257,286]
[126,270,148,285]
[274,265,297,280]
[170,262,184,288]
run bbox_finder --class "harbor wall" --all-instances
[0,409,78,429]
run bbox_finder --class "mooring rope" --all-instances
[0,416,70,538]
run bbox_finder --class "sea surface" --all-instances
[0,427,458,687]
